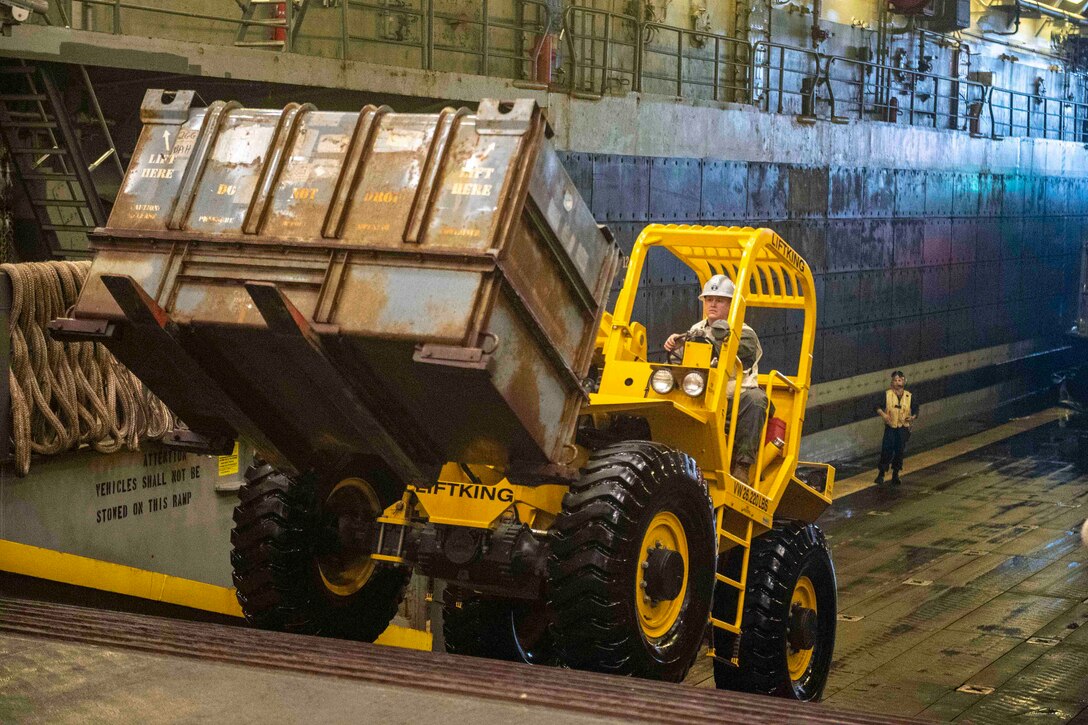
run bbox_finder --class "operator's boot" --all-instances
[874,469,885,486]
[890,469,901,486]
[731,462,751,484]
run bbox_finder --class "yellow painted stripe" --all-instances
[833,407,1066,500]
[0,539,434,650]
[0,539,243,616]
[376,624,432,651]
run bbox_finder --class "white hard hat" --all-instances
[699,274,735,299]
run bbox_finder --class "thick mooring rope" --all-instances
[4,261,176,475]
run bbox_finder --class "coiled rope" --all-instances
[4,261,176,475]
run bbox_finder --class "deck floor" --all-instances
[687,418,1088,722]
[4,412,1087,722]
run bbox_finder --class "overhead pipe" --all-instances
[1018,0,1088,25]
[811,0,829,47]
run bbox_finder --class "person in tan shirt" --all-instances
[664,274,769,483]
[874,370,918,486]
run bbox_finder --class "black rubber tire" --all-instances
[443,590,558,665]
[230,461,410,641]
[712,521,837,700]
[548,441,716,682]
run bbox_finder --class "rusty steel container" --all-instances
[54,90,618,486]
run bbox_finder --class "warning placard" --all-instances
[218,442,239,478]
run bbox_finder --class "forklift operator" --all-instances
[664,275,770,483]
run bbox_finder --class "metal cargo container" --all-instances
[52,91,619,487]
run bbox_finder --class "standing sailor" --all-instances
[875,370,918,486]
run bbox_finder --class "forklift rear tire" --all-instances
[230,461,410,641]
[548,440,715,682]
[443,590,557,665]
[712,521,836,700]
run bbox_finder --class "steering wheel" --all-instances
[666,331,717,365]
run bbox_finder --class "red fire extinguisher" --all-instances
[272,2,287,43]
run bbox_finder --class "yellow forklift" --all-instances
[52,94,836,700]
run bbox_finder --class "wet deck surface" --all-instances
[686,420,1088,722]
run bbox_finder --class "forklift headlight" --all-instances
[650,369,675,394]
[682,371,706,397]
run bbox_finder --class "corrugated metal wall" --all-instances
[559,152,1084,431]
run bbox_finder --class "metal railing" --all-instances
[751,42,830,118]
[563,7,750,102]
[563,6,640,96]
[642,22,751,103]
[824,54,988,132]
[988,86,1088,142]
[752,42,989,132]
[562,9,1087,144]
[40,0,554,84]
[31,1,1088,145]
[341,0,553,80]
